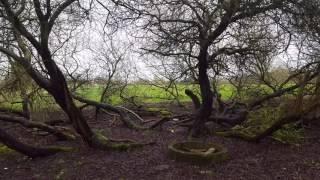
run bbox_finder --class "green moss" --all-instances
[215,106,280,140]
[159,110,172,117]
[0,144,14,155]
[91,131,149,151]
[146,107,172,117]
[216,105,305,144]
[272,124,304,145]
[48,146,74,152]
[146,107,163,112]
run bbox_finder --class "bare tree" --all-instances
[102,0,300,136]
[0,0,148,154]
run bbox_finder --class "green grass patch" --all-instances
[0,82,274,111]
[77,83,236,105]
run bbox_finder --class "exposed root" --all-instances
[0,113,76,141]
[73,95,148,130]
[0,127,72,158]
[73,95,171,130]
[215,130,257,142]
[90,131,155,151]
[116,106,145,122]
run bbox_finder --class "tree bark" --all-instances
[191,46,214,136]
[185,89,201,110]
[48,72,95,145]
[20,90,31,120]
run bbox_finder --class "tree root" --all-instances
[89,131,155,151]
[73,95,170,130]
[0,127,72,158]
[214,113,305,142]
[73,95,148,130]
[0,114,76,141]
[215,129,257,142]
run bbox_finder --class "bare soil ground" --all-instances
[0,104,320,180]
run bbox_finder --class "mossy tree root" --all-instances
[89,131,155,151]
[215,130,257,142]
[215,111,308,142]
[0,127,72,158]
[73,95,169,130]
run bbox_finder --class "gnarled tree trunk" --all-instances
[191,46,214,136]
[185,89,201,110]
[45,67,96,146]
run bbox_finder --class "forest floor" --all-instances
[0,104,320,180]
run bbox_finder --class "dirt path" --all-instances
[0,109,319,180]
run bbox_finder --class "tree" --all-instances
[103,0,297,136]
[0,0,147,153]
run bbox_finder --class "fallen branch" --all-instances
[0,127,72,158]
[0,114,76,141]
[91,131,155,151]
[73,95,168,130]
[116,106,145,123]
[44,119,69,126]
[73,95,148,129]
[216,101,320,142]
[149,117,171,129]
[249,70,320,109]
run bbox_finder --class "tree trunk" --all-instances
[315,75,320,98]
[20,89,31,120]
[2,2,112,150]
[185,89,201,110]
[191,46,214,136]
[48,71,95,146]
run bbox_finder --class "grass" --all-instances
[77,83,236,105]
[0,82,272,111]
